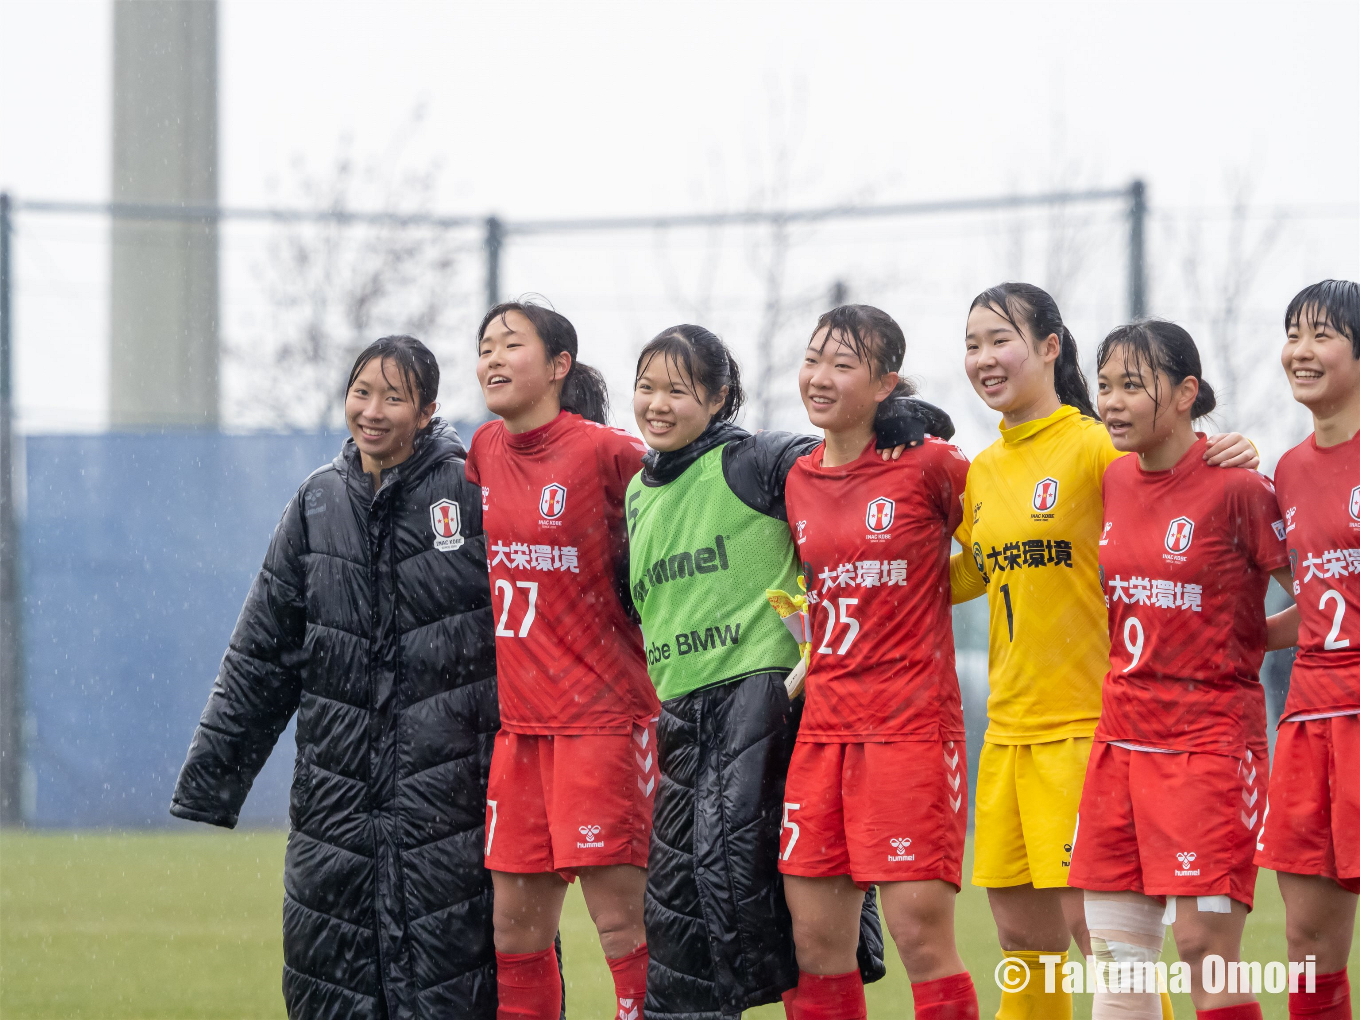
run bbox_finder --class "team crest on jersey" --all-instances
[1165,516,1195,554]
[540,483,567,519]
[865,497,895,533]
[1350,486,1360,522]
[1032,477,1059,512]
[430,499,465,552]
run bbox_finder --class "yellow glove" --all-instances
[766,576,811,698]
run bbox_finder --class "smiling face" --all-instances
[964,303,1060,417]
[344,357,435,468]
[476,309,570,427]
[1282,307,1360,417]
[799,327,898,436]
[632,352,726,452]
[1096,347,1197,454]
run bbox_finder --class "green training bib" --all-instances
[625,444,801,701]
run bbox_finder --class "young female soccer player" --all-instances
[951,282,1259,1020]
[466,302,659,1020]
[172,336,501,1019]
[1253,279,1360,1020]
[779,305,979,1020]
[1068,320,1294,1020]
[627,324,949,1020]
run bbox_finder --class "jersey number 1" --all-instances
[494,580,539,638]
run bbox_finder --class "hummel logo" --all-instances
[888,836,914,861]
[1176,851,1196,867]
[577,824,604,849]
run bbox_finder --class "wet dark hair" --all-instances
[477,300,609,424]
[969,282,1098,419]
[634,324,744,423]
[1285,279,1360,358]
[808,304,918,399]
[1096,320,1216,420]
[346,334,440,409]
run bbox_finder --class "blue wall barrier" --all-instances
[21,427,476,828]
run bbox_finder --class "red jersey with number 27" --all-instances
[465,411,658,735]
[1096,437,1288,754]
[784,437,970,742]
[1276,430,1360,718]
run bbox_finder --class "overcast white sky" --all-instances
[1,0,1357,451]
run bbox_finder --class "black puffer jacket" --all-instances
[170,421,500,1020]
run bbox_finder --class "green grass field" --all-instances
[0,829,1352,1018]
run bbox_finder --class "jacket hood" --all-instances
[337,417,466,493]
[642,418,748,486]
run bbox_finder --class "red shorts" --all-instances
[1254,714,1360,894]
[484,720,656,880]
[1068,741,1265,907]
[778,738,967,889]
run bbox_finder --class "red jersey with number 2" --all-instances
[1096,437,1288,754]
[1276,430,1360,718]
[465,411,658,735]
[784,437,970,742]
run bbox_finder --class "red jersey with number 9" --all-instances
[465,412,658,735]
[784,437,970,742]
[1276,430,1360,718]
[1096,437,1288,754]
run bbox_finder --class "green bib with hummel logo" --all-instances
[625,444,801,702]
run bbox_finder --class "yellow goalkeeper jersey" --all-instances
[951,404,1123,744]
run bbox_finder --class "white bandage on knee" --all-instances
[1161,894,1233,925]
[1086,894,1167,1019]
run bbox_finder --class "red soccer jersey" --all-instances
[1276,430,1360,718]
[1096,437,1289,754]
[465,411,658,735]
[784,437,970,742]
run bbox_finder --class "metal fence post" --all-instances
[1129,179,1147,320]
[485,215,503,311]
[0,192,23,826]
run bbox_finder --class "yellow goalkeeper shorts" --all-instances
[972,736,1092,889]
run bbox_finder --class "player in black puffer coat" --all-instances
[171,337,500,1020]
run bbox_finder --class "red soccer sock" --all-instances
[912,971,980,1020]
[1197,1004,1263,1020]
[606,943,648,1020]
[791,970,866,1020]
[1291,969,1352,1019]
[495,948,561,1020]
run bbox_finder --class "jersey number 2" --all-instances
[1321,589,1351,650]
[495,580,539,637]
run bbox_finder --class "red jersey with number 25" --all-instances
[1096,437,1288,754]
[465,411,658,735]
[784,437,970,742]
[1276,430,1360,718]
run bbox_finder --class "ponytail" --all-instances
[560,360,609,424]
[970,282,1097,419]
[1054,326,1098,419]
[635,324,745,423]
[1096,319,1217,422]
[477,299,610,424]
